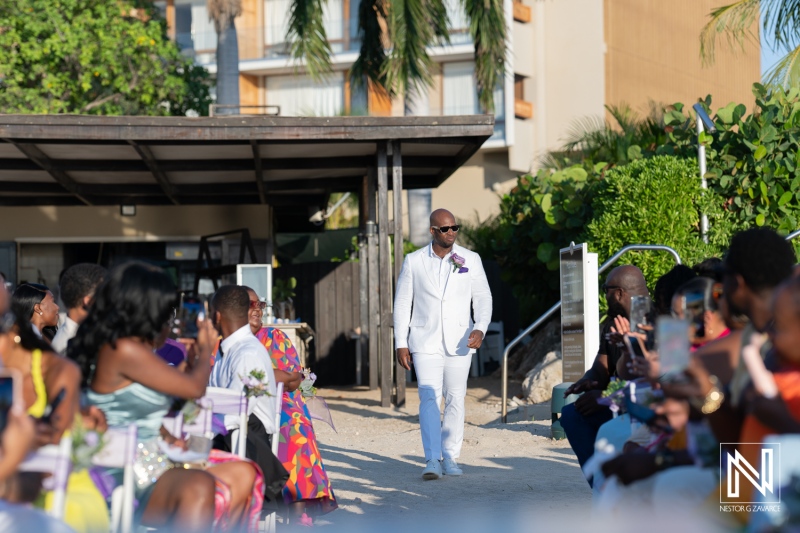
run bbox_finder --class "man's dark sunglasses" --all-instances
[432,225,461,234]
[249,300,267,310]
[601,284,623,293]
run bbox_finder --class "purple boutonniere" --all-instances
[450,253,469,273]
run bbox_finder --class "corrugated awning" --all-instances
[0,114,494,208]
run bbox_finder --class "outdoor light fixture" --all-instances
[693,103,716,244]
[120,204,137,217]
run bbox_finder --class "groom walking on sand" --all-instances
[394,208,493,480]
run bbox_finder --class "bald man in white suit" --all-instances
[394,208,493,480]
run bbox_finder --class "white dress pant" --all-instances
[413,348,472,461]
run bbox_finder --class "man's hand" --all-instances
[609,316,631,344]
[467,330,484,350]
[397,348,412,371]
[574,389,604,416]
[564,378,601,397]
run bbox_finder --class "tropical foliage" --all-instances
[701,0,800,88]
[477,83,800,320]
[298,0,506,112]
[0,0,211,115]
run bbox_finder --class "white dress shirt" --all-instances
[50,316,79,356]
[209,324,278,432]
[424,243,452,295]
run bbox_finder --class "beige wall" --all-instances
[541,0,606,153]
[604,0,760,115]
[0,205,272,241]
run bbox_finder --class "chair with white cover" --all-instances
[18,432,73,520]
[91,424,138,533]
[261,382,283,533]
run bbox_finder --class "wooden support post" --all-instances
[377,142,393,408]
[391,140,406,407]
[366,171,379,391]
[358,175,370,388]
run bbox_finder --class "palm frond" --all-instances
[764,42,800,88]
[762,0,800,51]
[700,0,759,65]
[463,0,506,112]
[430,0,450,42]
[287,0,333,79]
[560,115,608,152]
[383,0,437,97]
[350,0,390,92]
[207,0,242,34]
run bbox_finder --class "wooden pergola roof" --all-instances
[0,114,494,209]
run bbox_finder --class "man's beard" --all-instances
[607,300,628,320]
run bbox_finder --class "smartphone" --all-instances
[629,296,653,333]
[40,388,66,425]
[624,334,646,358]
[175,297,205,339]
[656,317,691,376]
[683,292,706,338]
[0,370,22,434]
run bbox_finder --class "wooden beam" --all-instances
[250,140,267,204]
[128,141,179,205]
[377,142,393,408]
[358,175,370,388]
[10,142,92,205]
[391,140,405,407]
[366,169,379,391]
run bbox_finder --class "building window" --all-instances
[174,0,216,60]
[265,0,353,57]
[444,0,471,45]
[266,73,345,116]
[443,61,505,141]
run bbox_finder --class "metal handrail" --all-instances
[786,229,800,242]
[500,244,682,422]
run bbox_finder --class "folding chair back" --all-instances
[18,433,73,520]
[92,424,138,533]
[203,387,249,458]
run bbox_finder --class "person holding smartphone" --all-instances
[559,265,649,481]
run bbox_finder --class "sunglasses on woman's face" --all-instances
[249,300,266,310]
[431,225,460,234]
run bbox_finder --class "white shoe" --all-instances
[442,458,463,476]
[421,459,443,480]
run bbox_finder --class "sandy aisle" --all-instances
[309,377,592,525]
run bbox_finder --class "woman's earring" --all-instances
[13,335,20,344]
[39,312,43,316]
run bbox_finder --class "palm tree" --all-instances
[208,0,242,114]
[701,0,800,88]
[289,0,507,114]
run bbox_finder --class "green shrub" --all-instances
[586,156,727,287]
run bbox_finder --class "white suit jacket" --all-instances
[393,243,493,356]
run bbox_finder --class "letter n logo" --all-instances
[720,443,781,504]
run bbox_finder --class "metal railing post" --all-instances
[500,244,682,422]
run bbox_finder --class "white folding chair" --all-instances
[261,382,283,533]
[18,432,73,520]
[92,424,138,533]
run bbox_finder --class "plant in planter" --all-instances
[273,277,297,320]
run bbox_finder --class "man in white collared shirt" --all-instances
[50,263,107,355]
[208,285,278,431]
[394,208,493,480]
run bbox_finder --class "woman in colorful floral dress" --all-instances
[244,287,337,526]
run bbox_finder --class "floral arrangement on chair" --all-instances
[298,368,317,398]
[71,415,106,472]
[180,397,213,426]
[240,368,271,399]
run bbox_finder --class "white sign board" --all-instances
[560,243,600,381]
[236,264,273,306]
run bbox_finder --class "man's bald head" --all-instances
[430,209,456,227]
[606,265,648,294]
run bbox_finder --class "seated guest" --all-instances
[71,263,264,532]
[209,285,288,505]
[653,264,696,316]
[51,264,106,356]
[12,283,60,342]
[560,265,648,479]
[245,287,337,525]
[692,257,723,281]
